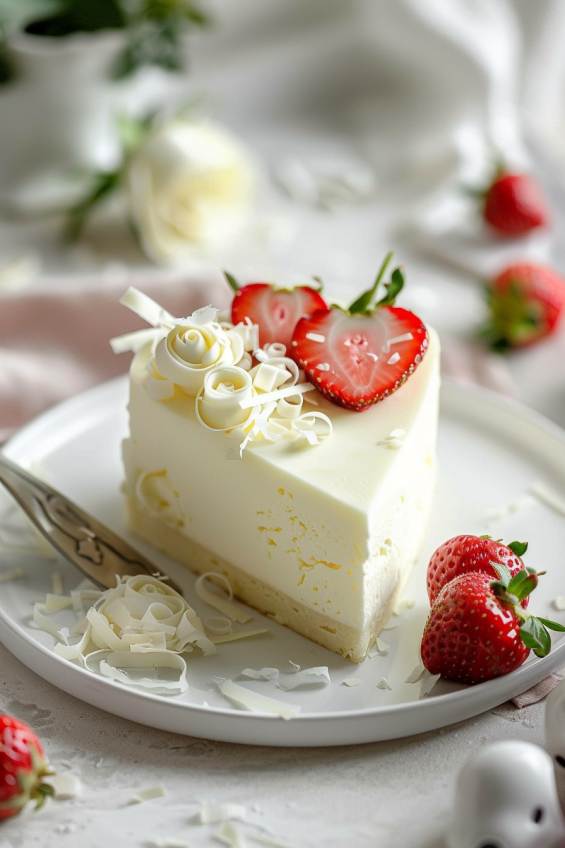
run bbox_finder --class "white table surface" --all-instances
[2,9,565,846]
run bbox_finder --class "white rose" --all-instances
[154,321,244,397]
[125,120,256,264]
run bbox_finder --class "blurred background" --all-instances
[2,0,565,440]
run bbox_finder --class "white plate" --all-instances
[1,377,565,747]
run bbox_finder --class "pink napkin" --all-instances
[0,272,230,444]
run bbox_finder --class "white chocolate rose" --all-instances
[125,120,256,264]
[196,366,257,431]
[154,321,244,397]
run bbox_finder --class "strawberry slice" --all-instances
[226,273,327,350]
[291,254,428,411]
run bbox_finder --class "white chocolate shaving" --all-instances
[120,287,175,327]
[37,575,215,693]
[209,629,268,645]
[93,650,189,695]
[553,597,565,611]
[277,666,330,691]
[130,785,166,803]
[342,678,361,687]
[0,567,25,582]
[376,677,392,691]
[149,839,191,848]
[249,835,294,848]
[239,382,315,409]
[195,573,253,624]
[276,393,303,420]
[216,679,300,720]
[305,332,325,343]
[215,822,245,848]
[205,616,233,635]
[291,412,332,446]
[45,594,73,613]
[387,353,400,365]
[33,602,65,640]
[240,668,279,681]
[406,662,427,684]
[194,802,247,824]
[46,773,83,800]
[51,571,64,596]
[419,672,441,699]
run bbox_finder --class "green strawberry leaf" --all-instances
[520,617,552,657]
[490,560,512,587]
[375,267,404,307]
[507,570,538,602]
[537,617,565,632]
[349,252,393,314]
[224,271,240,293]
[507,540,528,557]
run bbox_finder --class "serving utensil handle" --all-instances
[0,453,181,593]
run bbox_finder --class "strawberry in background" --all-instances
[0,714,53,819]
[482,262,565,350]
[480,168,550,238]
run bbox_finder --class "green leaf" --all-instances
[224,271,240,293]
[64,170,120,242]
[507,540,528,557]
[507,571,537,603]
[489,560,512,587]
[537,617,565,633]
[375,267,405,307]
[520,617,551,657]
[349,252,393,315]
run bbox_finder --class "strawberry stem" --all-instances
[489,562,565,657]
[348,251,393,315]
[224,271,240,293]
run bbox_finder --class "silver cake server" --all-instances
[0,453,183,595]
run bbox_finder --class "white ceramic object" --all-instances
[0,31,180,215]
[447,740,565,848]
[546,680,565,810]
[2,378,565,746]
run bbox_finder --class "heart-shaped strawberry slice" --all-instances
[227,274,327,350]
[291,254,429,411]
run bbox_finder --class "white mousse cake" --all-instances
[115,284,440,662]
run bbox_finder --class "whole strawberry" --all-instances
[225,272,327,350]
[427,535,529,607]
[0,714,53,819]
[421,564,565,684]
[483,262,565,349]
[482,171,549,238]
[291,253,428,411]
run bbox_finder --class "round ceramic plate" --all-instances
[1,377,565,747]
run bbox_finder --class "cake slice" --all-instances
[116,265,440,662]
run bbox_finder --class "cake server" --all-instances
[0,454,183,595]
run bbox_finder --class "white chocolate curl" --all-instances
[196,366,258,431]
[291,412,333,445]
[154,322,244,397]
[276,393,304,419]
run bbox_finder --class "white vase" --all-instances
[0,30,182,216]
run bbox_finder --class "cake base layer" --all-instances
[125,497,408,662]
